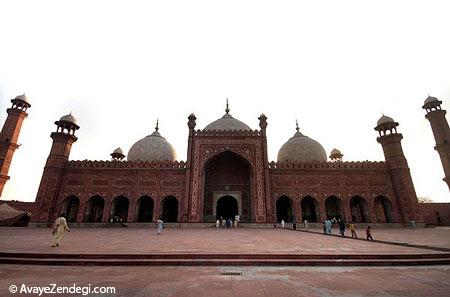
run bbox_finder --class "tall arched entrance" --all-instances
[110,195,129,222]
[374,196,394,223]
[216,195,238,220]
[61,195,80,222]
[325,196,342,220]
[350,196,370,223]
[136,195,154,222]
[84,195,104,223]
[301,196,319,222]
[203,151,252,222]
[161,196,178,222]
[276,196,293,222]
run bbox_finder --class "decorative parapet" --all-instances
[66,160,187,169]
[268,161,386,169]
[195,129,261,137]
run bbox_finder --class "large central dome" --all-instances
[277,123,327,163]
[203,101,251,131]
[127,122,176,162]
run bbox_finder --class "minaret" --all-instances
[329,148,343,162]
[0,94,31,197]
[374,115,422,223]
[422,96,450,190]
[111,147,125,161]
[31,113,79,225]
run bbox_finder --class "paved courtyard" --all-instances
[1,227,449,255]
[1,227,450,296]
[1,265,450,297]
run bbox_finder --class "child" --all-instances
[349,222,357,238]
[366,225,373,241]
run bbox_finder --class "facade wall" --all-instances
[268,162,399,223]
[419,203,450,226]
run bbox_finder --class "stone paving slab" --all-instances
[0,227,447,255]
[1,265,449,297]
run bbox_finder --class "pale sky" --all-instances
[1,0,449,203]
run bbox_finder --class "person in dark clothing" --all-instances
[366,226,374,241]
[338,219,346,237]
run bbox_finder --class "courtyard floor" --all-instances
[1,227,450,296]
[0,226,449,254]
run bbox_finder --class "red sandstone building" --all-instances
[1,95,450,226]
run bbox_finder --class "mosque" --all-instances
[1,95,450,226]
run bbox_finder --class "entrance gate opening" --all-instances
[216,195,238,221]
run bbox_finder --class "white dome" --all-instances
[376,115,394,126]
[14,93,29,103]
[204,113,251,131]
[424,96,439,105]
[60,113,78,125]
[127,130,176,162]
[330,148,342,155]
[277,130,327,163]
[112,147,124,155]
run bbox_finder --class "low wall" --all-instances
[419,203,450,226]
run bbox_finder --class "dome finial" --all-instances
[155,119,159,132]
[225,98,230,114]
[295,119,299,132]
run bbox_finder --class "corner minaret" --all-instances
[422,96,450,190]
[0,94,31,197]
[31,113,79,225]
[375,115,422,223]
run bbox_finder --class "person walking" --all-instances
[366,225,374,241]
[349,222,357,238]
[51,214,70,247]
[326,219,332,234]
[292,217,297,230]
[281,219,285,228]
[338,219,345,237]
[215,219,220,228]
[304,219,309,232]
[156,218,164,235]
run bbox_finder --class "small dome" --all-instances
[277,125,327,163]
[60,113,78,125]
[14,93,29,103]
[127,128,176,162]
[330,148,341,155]
[376,115,394,126]
[112,147,124,155]
[424,96,439,105]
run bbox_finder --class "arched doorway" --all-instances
[203,151,252,222]
[111,195,129,222]
[374,196,393,223]
[325,196,342,220]
[61,195,80,222]
[216,195,238,220]
[84,195,105,223]
[301,196,319,222]
[276,196,293,222]
[161,196,178,222]
[350,196,370,223]
[136,196,154,222]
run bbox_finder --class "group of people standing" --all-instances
[216,215,240,229]
[323,218,374,241]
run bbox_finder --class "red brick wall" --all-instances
[419,203,450,226]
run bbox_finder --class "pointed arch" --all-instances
[84,195,105,223]
[276,195,294,223]
[301,195,319,222]
[61,195,80,222]
[136,195,154,222]
[161,196,178,222]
